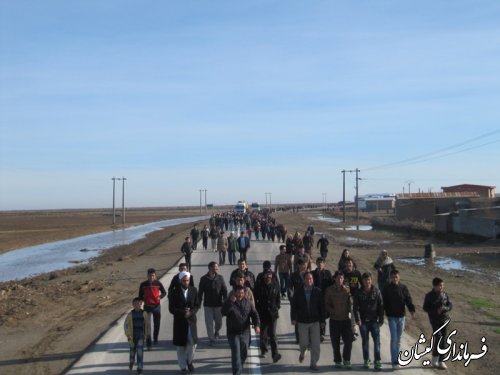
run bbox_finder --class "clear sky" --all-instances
[1,1,499,210]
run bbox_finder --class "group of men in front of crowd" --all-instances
[125,219,452,375]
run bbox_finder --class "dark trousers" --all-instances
[260,318,278,355]
[278,272,289,296]
[239,249,248,261]
[330,319,353,363]
[228,330,250,375]
[320,249,328,259]
[228,250,237,265]
[191,237,198,249]
[144,304,161,343]
[431,321,448,361]
[184,253,192,271]
[202,237,208,249]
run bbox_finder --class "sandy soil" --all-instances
[0,209,498,375]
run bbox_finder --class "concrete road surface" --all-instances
[66,234,435,374]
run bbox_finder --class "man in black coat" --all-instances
[222,285,260,375]
[168,271,199,372]
[423,277,453,370]
[254,269,282,363]
[291,272,325,371]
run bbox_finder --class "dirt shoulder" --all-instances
[276,210,499,375]
[0,210,205,375]
[0,209,497,375]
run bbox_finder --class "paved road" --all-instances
[66,236,434,374]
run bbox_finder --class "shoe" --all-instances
[364,359,371,369]
[437,362,448,370]
[343,360,352,369]
[334,362,342,368]
[299,351,305,363]
[187,362,195,372]
[272,353,282,363]
[320,335,325,343]
[129,362,134,370]
[392,364,400,369]
[215,331,220,339]
[260,348,268,357]
[147,345,152,351]
[374,360,382,371]
[309,365,319,371]
[180,369,188,373]
[137,370,143,375]
[208,339,215,346]
[432,356,439,368]
[153,338,158,344]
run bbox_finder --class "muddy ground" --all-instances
[0,209,498,375]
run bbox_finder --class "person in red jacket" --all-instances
[138,268,167,349]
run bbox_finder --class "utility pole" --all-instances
[203,189,207,212]
[265,193,268,208]
[341,169,360,222]
[121,177,127,225]
[355,168,360,222]
[199,189,203,213]
[111,177,117,225]
[342,170,346,222]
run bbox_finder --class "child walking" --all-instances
[124,297,150,374]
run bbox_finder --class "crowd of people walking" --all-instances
[124,210,452,374]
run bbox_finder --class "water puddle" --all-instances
[314,216,342,224]
[0,215,209,282]
[333,225,373,231]
[399,254,500,281]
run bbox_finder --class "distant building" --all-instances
[357,193,395,212]
[395,192,479,222]
[441,184,496,198]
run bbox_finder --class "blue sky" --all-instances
[1,1,499,210]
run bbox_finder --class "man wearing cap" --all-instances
[169,271,199,372]
[168,263,195,296]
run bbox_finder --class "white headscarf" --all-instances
[179,271,191,280]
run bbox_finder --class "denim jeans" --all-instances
[359,320,381,361]
[227,330,250,375]
[388,316,405,365]
[129,337,144,370]
[278,272,289,296]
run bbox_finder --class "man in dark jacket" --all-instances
[353,272,384,371]
[181,237,193,271]
[222,285,261,375]
[237,231,250,261]
[382,269,416,369]
[423,277,453,370]
[230,259,256,291]
[198,262,228,346]
[312,257,333,342]
[316,234,329,259]
[168,263,194,296]
[190,225,200,250]
[168,271,199,372]
[291,272,324,371]
[138,268,167,348]
[254,269,282,363]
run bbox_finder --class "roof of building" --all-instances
[441,184,496,190]
[396,192,479,199]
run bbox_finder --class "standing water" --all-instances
[0,216,208,282]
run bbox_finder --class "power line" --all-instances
[363,129,500,172]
